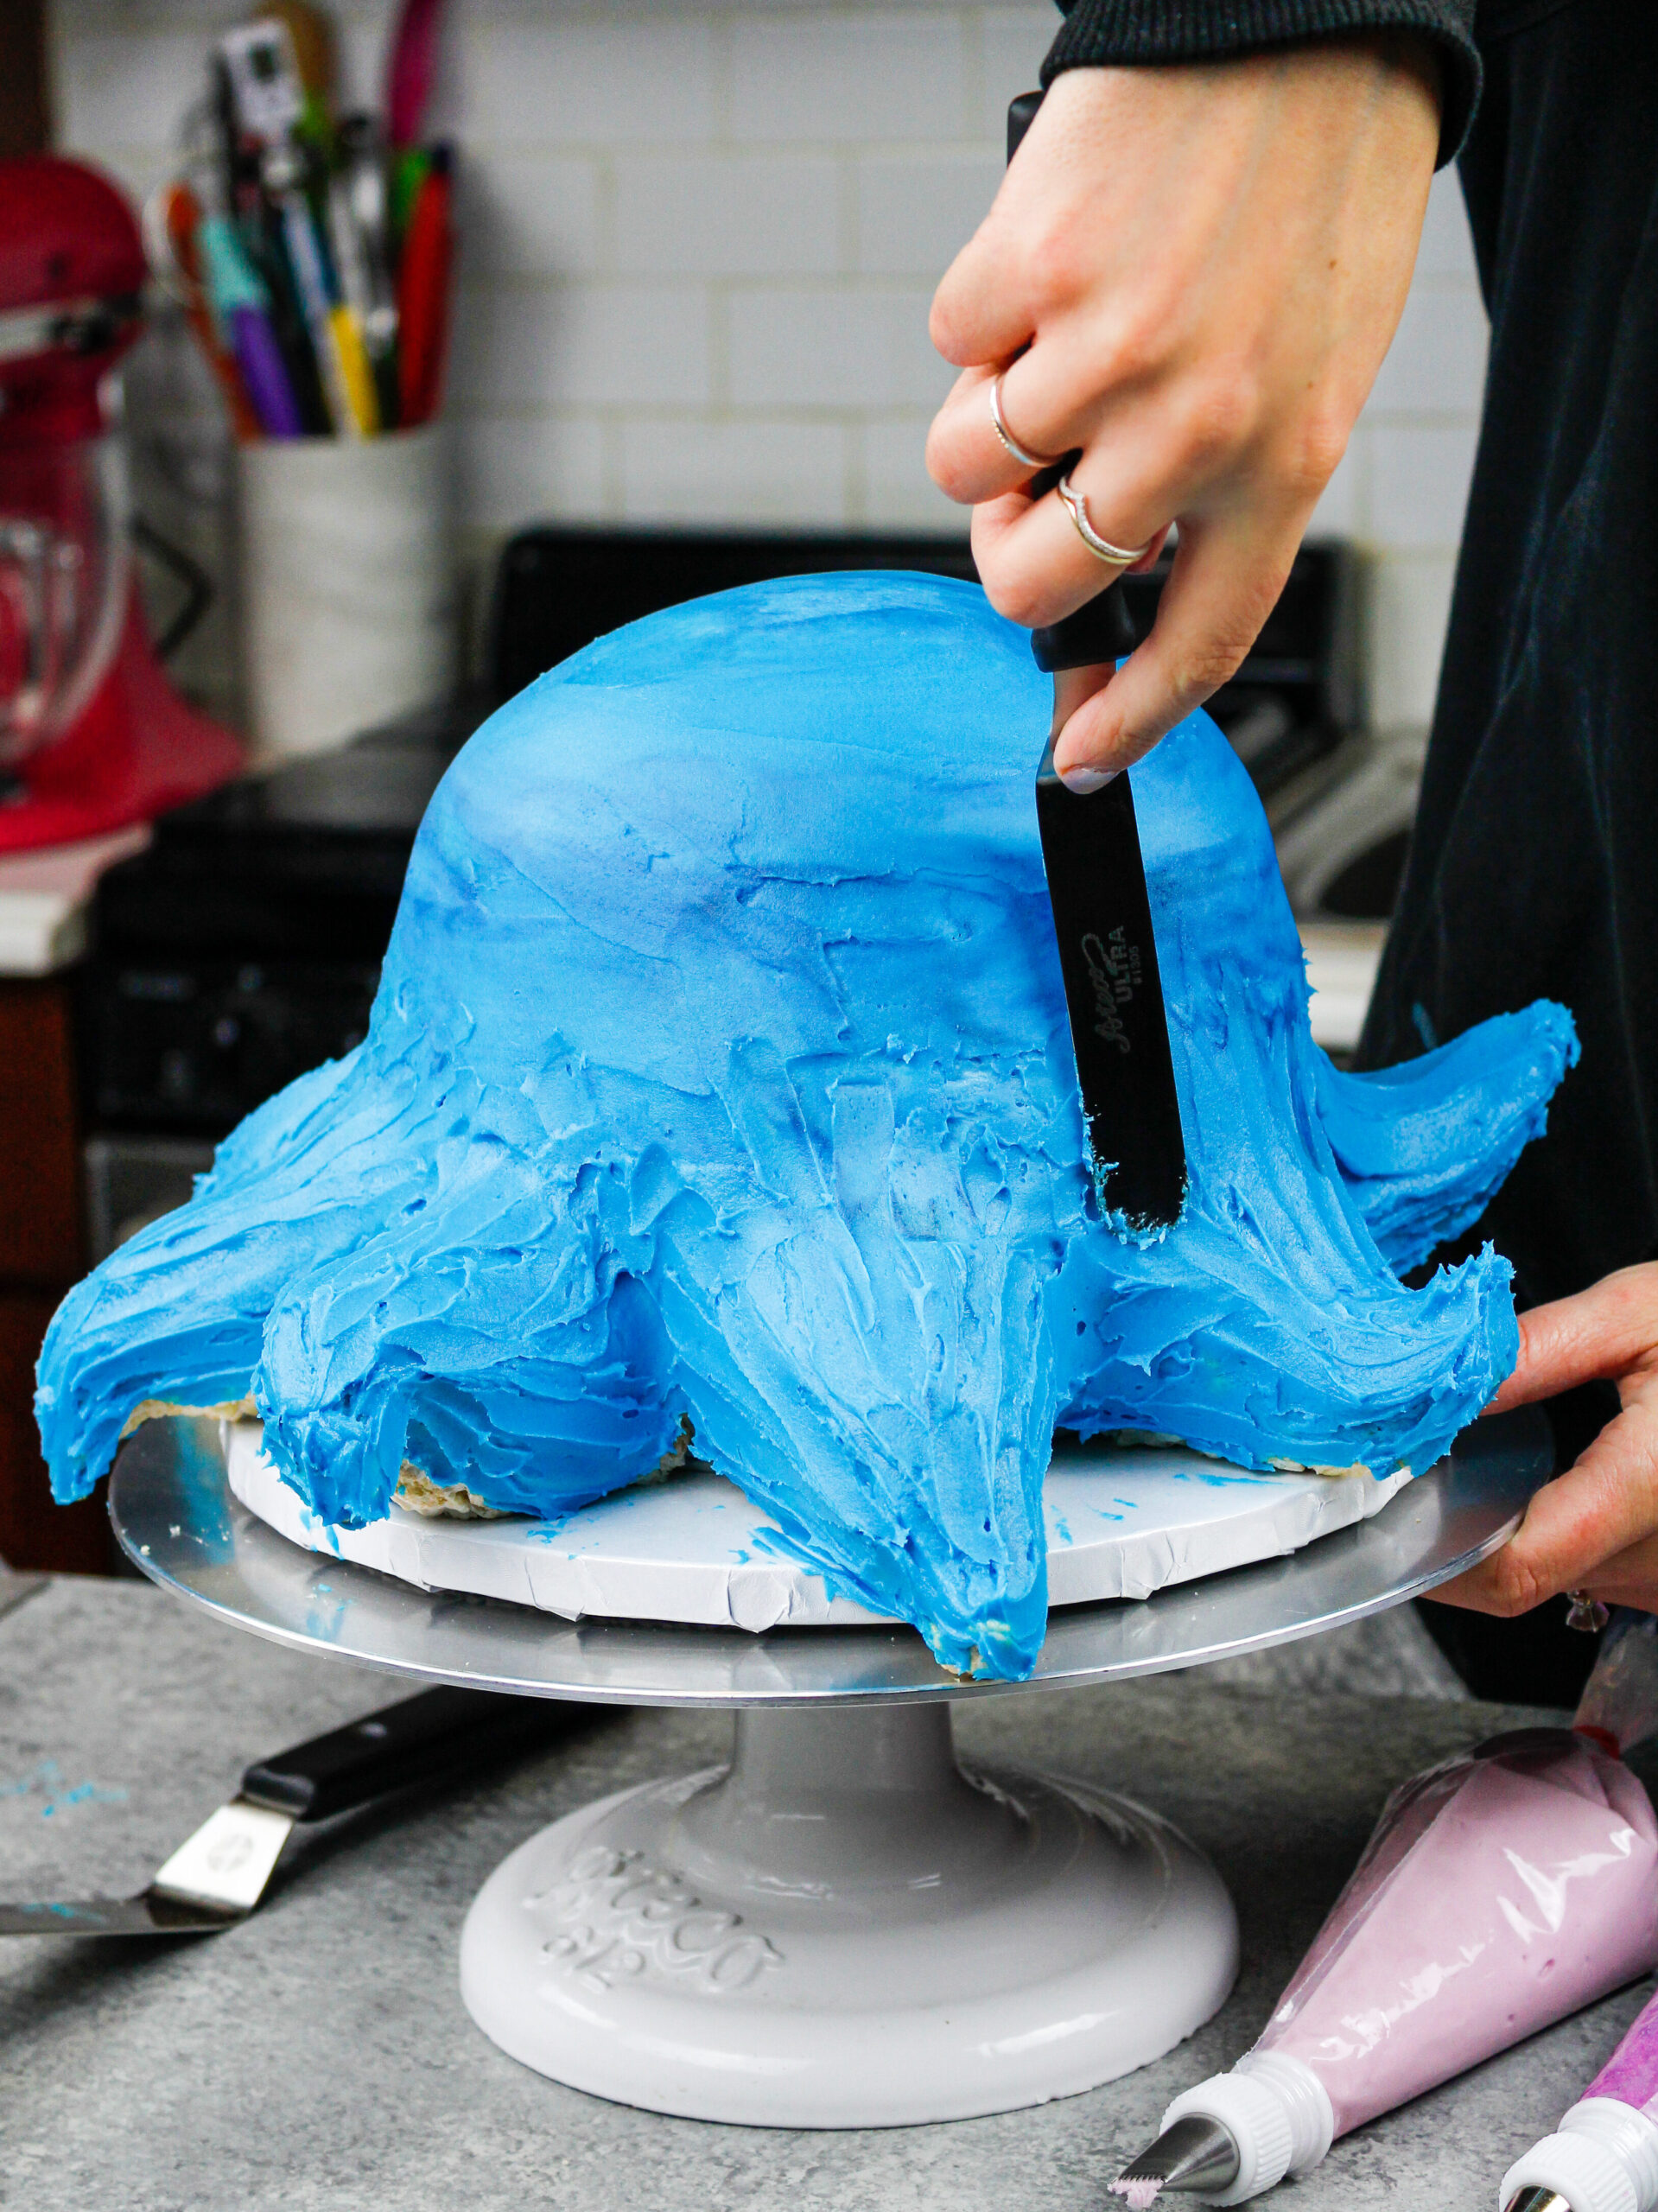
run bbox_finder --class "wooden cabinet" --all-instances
[0,978,110,1572]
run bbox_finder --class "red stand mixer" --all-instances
[0,156,242,854]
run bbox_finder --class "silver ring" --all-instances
[989,372,1058,474]
[1056,471,1151,568]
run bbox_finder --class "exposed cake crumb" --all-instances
[120,1394,257,1439]
[391,1464,511,1519]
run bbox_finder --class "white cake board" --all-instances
[223,1419,1408,1630]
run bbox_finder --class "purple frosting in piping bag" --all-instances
[1497,1619,1658,2212]
[1140,1732,1658,2205]
[1587,1993,1658,2113]
[1499,1978,1658,2212]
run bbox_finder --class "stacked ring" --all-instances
[988,372,1058,474]
[988,375,1154,567]
[1056,472,1152,569]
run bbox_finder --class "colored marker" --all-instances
[396,144,453,428]
[384,0,447,151]
[275,179,357,435]
[194,209,303,437]
[143,181,263,441]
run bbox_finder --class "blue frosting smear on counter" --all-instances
[35,574,1577,1679]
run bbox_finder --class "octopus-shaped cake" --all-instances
[37,573,1574,1678]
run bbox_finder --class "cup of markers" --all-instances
[143,4,462,756]
[147,5,454,445]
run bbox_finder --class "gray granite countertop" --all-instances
[0,1577,1645,2212]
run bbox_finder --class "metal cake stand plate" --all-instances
[110,1408,1550,2132]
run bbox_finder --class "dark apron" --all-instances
[1359,0,1658,1702]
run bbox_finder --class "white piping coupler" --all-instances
[1500,2098,1658,2212]
[1159,2050,1335,2204]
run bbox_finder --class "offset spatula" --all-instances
[1007,92,1187,1230]
[0,1684,585,1937]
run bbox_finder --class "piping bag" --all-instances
[1007,92,1187,1232]
[1501,1614,1658,2212]
[1115,1658,1658,2208]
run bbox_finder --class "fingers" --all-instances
[928,335,1124,510]
[1487,1262,1658,1413]
[930,219,1041,375]
[924,41,1439,772]
[1437,1268,1658,1621]
[926,365,1053,512]
[1572,1538,1658,1611]
[1426,1395,1658,1618]
[1051,507,1303,778]
[969,454,1168,635]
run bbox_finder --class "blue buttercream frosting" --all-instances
[36,573,1576,1678]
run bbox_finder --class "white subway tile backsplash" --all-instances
[446,283,540,411]
[56,32,202,158]
[1369,282,1489,416]
[558,284,715,408]
[1369,554,1458,728]
[457,414,608,532]
[729,12,966,143]
[861,415,966,531]
[53,0,1499,727]
[335,7,402,118]
[450,282,712,410]
[52,0,234,32]
[977,7,1057,136]
[1308,435,1364,540]
[620,415,848,524]
[855,151,1001,277]
[730,286,947,408]
[461,155,604,280]
[57,139,176,207]
[1415,168,1481,284]
[1369,424,1479,551]
[616,154,841,277]
[467,19,715,146]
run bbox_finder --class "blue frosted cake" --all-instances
[36,574,1574,1678]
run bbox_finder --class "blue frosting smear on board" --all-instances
[36,574,1576,1679]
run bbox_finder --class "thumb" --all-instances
[1488,1263,1658,1414]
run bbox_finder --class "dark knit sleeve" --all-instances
[1041,2,1481,167]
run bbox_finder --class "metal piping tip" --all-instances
[1504,2193,1576,2212]
[1115,2113,1242,2200]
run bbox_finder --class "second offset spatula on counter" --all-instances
[1007,88,1187,1232]
[0,1685,585,1937]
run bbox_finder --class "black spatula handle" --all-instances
[241,1686,585,1822]
[1005,88,1139,675]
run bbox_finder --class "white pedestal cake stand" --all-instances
[108,1408,1550,2131]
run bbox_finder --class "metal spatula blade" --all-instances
[1035,731,1186,1229]
[0,1801,288,1936]
[0,1684,583,1938]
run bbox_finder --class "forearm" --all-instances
[1045,0,1478,163]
